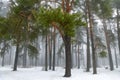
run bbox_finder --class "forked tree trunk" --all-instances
[84,3,91,71]
[86,0,97,74]
[103,20,114,71]
[13,19,22,71]
[51,22,72,77]
[53,0,73,77]
[22,20,30,68]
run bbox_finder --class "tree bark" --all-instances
[35,56,38,66]
[86,26,91,72]
[86,0,97,74]
[75,45,78,67]
[52,28,56,71]
[78,45,80,69]
[116,8,120,55]
[45,35,48,71]
[64,35,71,77]
[1,40,6,67]
[13,19,22,71]
[103,20,114,71]
[13,42,19,71]
[49,32,52,70]
[9,47,12,65]
[23,45,27,67]
[71,43,73,68]
[84,4,91,71]
[114,47,118,68]
[2,54,5,67]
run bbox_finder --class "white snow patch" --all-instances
[0,67,120,80]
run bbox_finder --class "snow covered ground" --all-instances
[0,67,120,80]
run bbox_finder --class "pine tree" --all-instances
[36,0,85,77]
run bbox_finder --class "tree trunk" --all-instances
[75,46,78,67]
[35,56,38,66]
[57,37,60,66]
[30,57,34,67]
[71,43,73,68]
[13,42,19,71]
[23,46,27,68]
[45,35,48,71]
[1,40,7,67]
[9,47,12,65]
[102,58,106,67]
[52,28,56,71]
[49,33,52,70]
[86,26,91,72]
[103,20,114,71]
[78,45,80,69]
[86,0,97,74]
[2,54,5,67]
[90,24,97,74]
[116,8,120,55]
[85,5,91,71]
[13,19,22,71]
[64,35,71,77]
[22,19,30,68]
[114,47,118,68]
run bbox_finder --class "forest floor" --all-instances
[0,67,120,80]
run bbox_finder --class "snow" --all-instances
[0,67,120,80]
